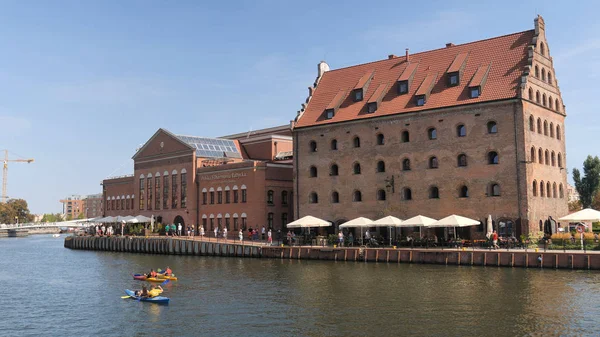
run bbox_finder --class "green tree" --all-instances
[568,200,582,212]
[573,155,600,208]
[0,199,34,224]
[66,214,73,221]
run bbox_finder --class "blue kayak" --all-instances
[124,289,170,304]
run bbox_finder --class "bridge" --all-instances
[1,219,92,230]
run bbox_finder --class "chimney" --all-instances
[405,48,410,62]
[446,42,455,48]
[388,54,396,59]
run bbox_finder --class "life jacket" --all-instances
[151,271,157,277]
[165,268,172,276]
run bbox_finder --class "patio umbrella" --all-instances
[127,215,152,223]
[401,215,437,238]
[558,208,600,222]
[286,216,331,245]
[427,214,480,239]
[339,217,375,245]
[373,216,403,246]
[486,215,493,239]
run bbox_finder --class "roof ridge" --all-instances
[175,133,228,140]
[325,29,534,74]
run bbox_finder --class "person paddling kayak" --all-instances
[134,286,150,298]
[147,269,158,278]
[164,267,173,276]
[148,285,163,298]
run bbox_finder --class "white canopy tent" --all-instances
[558,208,600,222]
[339,217,375,245]
[127,215,153,223]
[428,215,480,240]
[286,215,331,228]
[373,216,403,246]
[401,215,437,238]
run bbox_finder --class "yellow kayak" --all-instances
[157,275,178,281]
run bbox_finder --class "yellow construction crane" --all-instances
[2,150,34,203]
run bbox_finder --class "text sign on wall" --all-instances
[200,172,248,181]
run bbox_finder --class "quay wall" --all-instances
[64,236,600,270]
[0,229,29,237]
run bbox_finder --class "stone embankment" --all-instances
[64,236,600,270]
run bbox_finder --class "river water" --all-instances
[2,235,600,336]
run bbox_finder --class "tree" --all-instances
[0,199,34,224]
[568,200,582,212]
[593,190,600,210]
[573,155,600,208]
[40,213,65,223]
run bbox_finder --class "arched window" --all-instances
[309,192,318,204]
[551,151,556,166]
[377,189,386,201]
[542,94,547,107]
[540,42,545,56]
[331,139,338,150]
[556,125,561,140]
[546,182,551,198]
[536,91,540,104]
[353,190,362,202]
[553,183,557,198]
[401,130,410,143]
[542,68,546,82]
[331,191,339,203]
[309,166,317,178]
[559,184,564,198]
[402,158,411,171]
[529,115,534,131]
[545,150,549,165]
[402,188,412,201]
[533,180,538,197]
[535,66,539,78]
[429,186,440,199]
[330,164,339,176]
[458,154,467,167]
[540,181,545,197]
[548,72,552,85]
[539,220,543,232]
[488,151,499,165]
[282,191,288,205]
[538,148,543,163]
[376,133,385,145]
[490,183,501,197]
[558,153,563,168]
[543,120,548,136]
[353,136,361,148]
[530,147,536,163]
[353,162,361,174]
[428,127,437,140]
[457,124,466,137]
[537,118,542,133]
[376,160,385,173]
[429,156,439,169]
[549,98,554,111]
[309,141,317,152]
[459,185,469,198]
[555,99,560,112]
[267,190,274,204]
[487,121,498,134]
[550,122,554,138]
[528,88,534,101]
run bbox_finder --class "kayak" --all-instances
[124,289,169,304]
[157,275,178,281]
[132,274,147,281]
[146,277,172,283]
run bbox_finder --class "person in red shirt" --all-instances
[492,230,499,249]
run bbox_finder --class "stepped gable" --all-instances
[295,30,534,128]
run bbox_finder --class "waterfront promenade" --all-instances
[64,235,600,270]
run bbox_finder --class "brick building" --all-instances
[102,125,293,234]
[59,193,103,219]
[83,193,103,218]
[292,16,567,238]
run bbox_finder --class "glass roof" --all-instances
[176,135,242,159]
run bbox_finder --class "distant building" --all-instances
[566,184,580,203]
[59,195,84,219]
[83,193,103,218]
[59,193,103,219]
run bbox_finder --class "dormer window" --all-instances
[353,71,374,103]
[468,64,490,100]
[366,83,387,114]
[397,63,418,96]
[448,72,459,86]
[353,89,363,102]
[446,53,468,87]
[470,86,480,98]
[325,109,335,119]
[416,95,425,106]
[398,81,409,94]
[324,90,346,120]
[367,102,377,113]
[415,73,437,107]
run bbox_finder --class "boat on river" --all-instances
[124,289,169,304]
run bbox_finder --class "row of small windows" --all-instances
[308,122,498,152]
[139,170,187,210]
[533,65,553,85]
[528,88,560,112]
[308,183,501,204]
[532,181,564,199]
[529,147,563,167]
[202,185,248,205]
[106,195,134,211]
[308,152,499,177]
[266,190,290,205]
[528,115,562,140]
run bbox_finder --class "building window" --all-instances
[353,190,362,202]
[546,182,551,198]
[543,120,548,135]
[331,191,339,203]
[309,166,317,178]
[331,139,338,150]
[242,216,247,229]
[241,188,247,203]
[537,118,542,134]
[353,89,363,102]
[353,136,360,148]
[531,147,536,163]
[268,213,274,228]
[540,42,545,56]
[559,184,564,198]
[377,189,386,201]
[401,130,410,143]
[416,96,425,106]
[429,186,440,199]
[218,218,222,229]
[171,174,178,208]
[225,217,230,230]
[126,198,130,210]
[528,88,533,101]
[555,99,560,112]
[202,191,207,205]
[163,176,169,209]
[367,102,378,113]
[448,72,459,86]
[535,66,539,78]
[545,150,549,165]
[487,121,498,134]
[529,115,534,131]
[538,148,543,163]
[309,140,318,153]
[376,161,385,173]
[225,190,230,203]
[558,153,563,168]
[309,192,318,204]
[233,190,239,203]
[536,91,540,104]
[490,183,501,197]
[550,122,554,138]
[398,80,408,94]
[402,158,411,171]
[540,181,545,197]
[457,124,466,137]
[429,156,439,169]
[155,176,161,210]
[458,154,467,167]
[282,191,288,205]
[233,217,238,230]
[354,161,362,174]
[267,190,274,204]
[326,109,335,119]
[533,180,537,197]
[428,128,437,140]
[112,199,115,210]
[181,172,187,208]
[459,185,469,198]
[553,183,557,198]
[551,152,556,166]
[330,164,339,176]
[376,133,385,145]
[548,72,552,85]
[139,177,145,210]
[470,87,480,98]
[556,125,561,140]
[210,191,215,204]
[488,151,499,165]
[549,98,554,110]
[282,213,288,227]
[217,191,222,204]
[542,68,546,82]
[147,177,152,210]
[402,188,412,200]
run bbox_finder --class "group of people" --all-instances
[247,227,273,244]
[164,223,183,236]
[94,225,114,236]
[134,285,163,298]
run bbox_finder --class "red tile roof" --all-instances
[295,30,534,129]
[367,83,388,104]
[415,73,438,96]
[469,64,491,87]
[398,63,418,81]
[354,71,374,90]
[447,52,468,73]
[326,90,347,110]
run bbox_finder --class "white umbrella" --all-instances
[428,214,480,240]
[401,215,437,238]
[127,215,152,223]
[373,216,403,246]
[339,217,375,245]
[101,216,116,223]
[558,208,600,222]
[486,215,493,239]
[286,215,331,228]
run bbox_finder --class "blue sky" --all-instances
[1,0,598,213]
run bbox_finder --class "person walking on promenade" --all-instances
[177,223,182,236]
[287,230,292,245]
[239,230,243,242]
[338,231,344,247]
[200,226,205,239]
[267,229,272,245]
[223,227,228,239]
[492,230,499,249]
[214,226,218,239]
[261,226,266,241]
[348,232,354,247]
